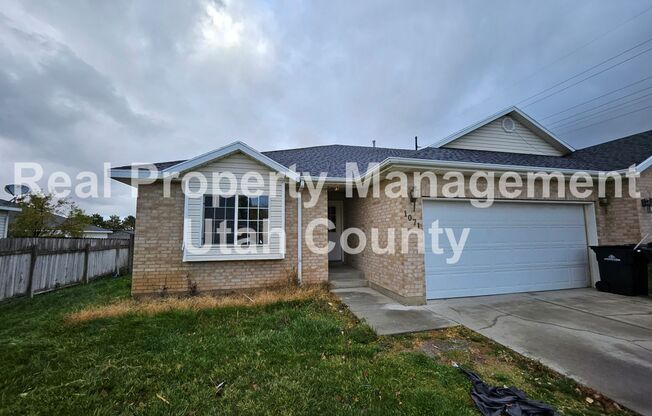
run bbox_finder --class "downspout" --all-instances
[297,179,305,285]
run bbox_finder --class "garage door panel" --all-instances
[424,201,590,300]
[427,267,587,299]
[427,245,587,269]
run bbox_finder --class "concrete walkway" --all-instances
[331,287,455,335]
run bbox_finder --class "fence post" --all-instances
[114,245,120,277]
[27,244,38,298]
[82,243,91,284]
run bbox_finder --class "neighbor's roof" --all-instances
[49,214,112,233]
[112,129,652,178]
[0,199,21,211]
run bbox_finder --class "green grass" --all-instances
[0,277,631,415]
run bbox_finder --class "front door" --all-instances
[328,201,343,262]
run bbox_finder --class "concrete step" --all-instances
[330,277,368,289]
[329,266,367,289]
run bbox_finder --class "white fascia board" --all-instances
[515,108,575,153]
[428,106,575,153]
[0,205,22,212]
[636,155,652,173]
[110,169,163,179]
[84,230,113,235]
[429,107,516,148]
[372,157,608,177]
[163,141,300,182]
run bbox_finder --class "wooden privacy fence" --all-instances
[0,237,134,301]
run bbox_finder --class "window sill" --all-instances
[182,251,285,262]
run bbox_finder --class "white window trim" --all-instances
[201,194,271,248]
[182,186,285,262]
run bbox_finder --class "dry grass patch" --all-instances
[65,284,331,324]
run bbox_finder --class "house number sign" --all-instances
[404,209,421,229]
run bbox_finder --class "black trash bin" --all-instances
[589,245,648,296]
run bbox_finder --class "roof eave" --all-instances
[375,156,614,177]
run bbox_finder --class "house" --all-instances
[0,199,22,238]
[0,199,113,239]
[111,107,652,304]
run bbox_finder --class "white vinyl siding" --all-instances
[443,116,564,156]
[183,152,285,262]
[0,211,7,238]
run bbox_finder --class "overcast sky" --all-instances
[2,0,652,216]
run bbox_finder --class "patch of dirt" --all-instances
[417,339,470,357]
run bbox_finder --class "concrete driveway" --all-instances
[426,289,652,415]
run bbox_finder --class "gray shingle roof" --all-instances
[113,160,186,171]
[262,145,418,177]
[112,129,652,177]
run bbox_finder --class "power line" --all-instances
[540,76,652,120]
[521,3,652,82]
[519,39,652,107]
[553,92,652,129]
[556,103,652,133]
[548,85,652,125]
[449,3,652,118]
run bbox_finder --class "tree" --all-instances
[10,193,90,237]
[122,215,136,230]
[89,213,106,229]
[104,215,123,231]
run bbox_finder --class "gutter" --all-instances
[297,179,305,285]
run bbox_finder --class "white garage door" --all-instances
[424,200,590,300]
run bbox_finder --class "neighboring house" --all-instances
[0,199,22,238]
[0,199,113,239]
[48,214,113,239]
[111,107,652,304]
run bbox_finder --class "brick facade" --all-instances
[132,181,327,296]
[341,170,649,304]
[132,168,649,303]
[342,181,425,305]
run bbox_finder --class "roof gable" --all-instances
[431,107,574,156]
[163,141,300,181]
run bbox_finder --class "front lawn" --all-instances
[0,277,630,415]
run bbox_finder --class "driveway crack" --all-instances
[480,304,652,353]
[533,297,652,333]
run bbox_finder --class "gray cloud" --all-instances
[1,0,652,216]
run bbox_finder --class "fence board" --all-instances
[0,237,133,301]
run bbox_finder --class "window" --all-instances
[203,195,269,246]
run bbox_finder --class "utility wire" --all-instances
[449,3,652,118]
[556,103,652,133]
[549,86,652,125]
[540,76,652,120]
[553,92,652,129]
[519,39,652,107]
